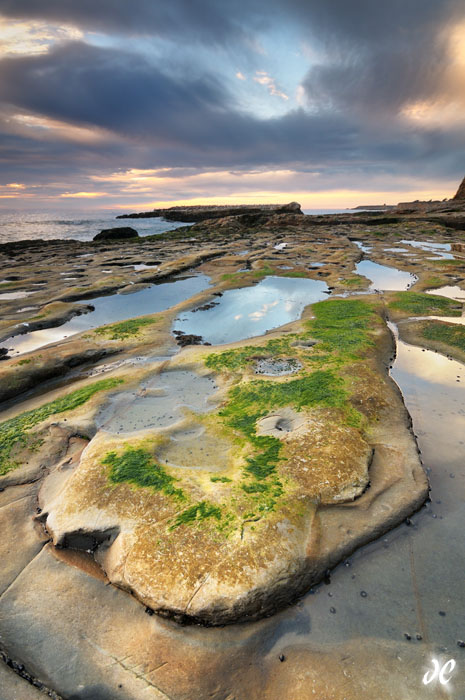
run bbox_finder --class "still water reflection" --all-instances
[173,276,329,345]
[4,274,210,356]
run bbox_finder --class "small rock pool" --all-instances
[173,275,329,345]
[356,259,417,291]
[4,274,211,357]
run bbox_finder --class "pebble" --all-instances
[330,607,336,614]
[404,633,412,641]
[279,654,286,662]
[457,640,465,648]
[360,591,368,598]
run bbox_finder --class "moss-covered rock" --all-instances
[43,298,427,624]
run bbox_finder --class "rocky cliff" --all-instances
[453,175,465,200]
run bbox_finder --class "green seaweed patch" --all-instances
[422,276,446,289]
[282,270,307,278]
[340,275,367,287]
[388,292,461,317]
[104,446,184,499]
[210,475,232,483]
[94,317,157,340]
[252,265,275,278]
[221,271,249,282]
[205,336,295,372]
[170,501,222,530]
[421,321,465,352]
[0,377,123,476]
[219,369,350,491]
[431,259,462,266]
[305,298,378,357]
[17,358,32,365]
[203,298,378,522]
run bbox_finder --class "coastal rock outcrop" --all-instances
[117,203,302,223]
[41,298,428,625]
[93,226,139,241]
[453,175,465,200]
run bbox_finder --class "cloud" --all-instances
[0,18,83,55]
[0,0,258,45]
[253,71,288,100]
[60,191,108,198]
[1,0,465,208]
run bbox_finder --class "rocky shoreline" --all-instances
[116,201,303,222]
[1,202,465,697]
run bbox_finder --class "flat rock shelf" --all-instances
[1,207,465,699]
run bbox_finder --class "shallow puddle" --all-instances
[173,276,329,345]
[353,240,372,253]
[426,285,465,301]
[255,357,303,376]
[131,263,160,271]
[401,239,455,260]
[356,259,417,290]
[3,274,210,356]
[0,290,34,300]
[157,426,231,471]
[96,368,219,434]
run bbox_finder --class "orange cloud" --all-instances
[0,19,82,56]
[60,191,108,198]
[10,113,112,144]
[253,71,289,100]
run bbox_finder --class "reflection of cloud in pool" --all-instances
[249,300,279,320]
[174,276,329,345]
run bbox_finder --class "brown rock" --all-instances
[453,175,465,200]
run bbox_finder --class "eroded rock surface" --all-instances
[2,208,465,697]
[39,298,428,624]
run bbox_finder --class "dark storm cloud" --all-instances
[0,41,361,166]
[2,0,464,117]
[0,38,464,183]
[0,42,230,136]
[1,0,465,188]
[280,0,465,118]
[0,0,260,44]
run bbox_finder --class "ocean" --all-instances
[0,207,359,244]
[0,209,187,244]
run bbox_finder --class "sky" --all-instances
[0,0,465,211]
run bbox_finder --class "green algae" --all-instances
[104,446,184,500]
[204,337,295,373]
[341,275,367,287]
[388,292,461,317]
[305,298,377,357]
[103,446,230,531]
[203,298,378,518]
[170,501,222,530]
[423,276,446,288]
[421,321,465,352]
[210,476,232,483]
[0,377,124,476]
[94,317,157,340]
